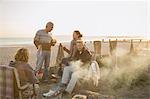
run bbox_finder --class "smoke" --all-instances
[66,47,150,91]
[100,48,150,89]
[69,60,100,86]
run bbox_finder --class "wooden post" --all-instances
[109,39,117,56]
[146,40,149,49]
[93,41,101,56]
[109,39,118,68]
[129,39,134,55]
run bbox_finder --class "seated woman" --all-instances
[10,48,40,98]
[63,30,83,57]
[57,30,83,78]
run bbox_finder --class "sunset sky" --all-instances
[0,0,150,38]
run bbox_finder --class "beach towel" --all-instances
[56,43,65,65]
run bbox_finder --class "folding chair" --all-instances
[0,65,29,99]
[13,66,38,99]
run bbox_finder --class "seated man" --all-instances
[74,53,101,92]
[43,40,92,97]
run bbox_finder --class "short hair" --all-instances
[76,40,84,45]
[15,48,29,63]
[46,22,53,27]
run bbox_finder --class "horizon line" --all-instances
[0,35,148,38]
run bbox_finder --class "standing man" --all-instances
[34,22,56,83]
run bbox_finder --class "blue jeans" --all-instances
[35,50,51,81]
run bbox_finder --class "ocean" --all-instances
[0,36,72,46]
[0,35,144,46]
[0,38,33,46]
[0,35,104,46]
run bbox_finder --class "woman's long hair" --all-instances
[15,48,29,63]
[74,30,83,38]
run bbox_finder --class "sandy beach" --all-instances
[0,40,150,99]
